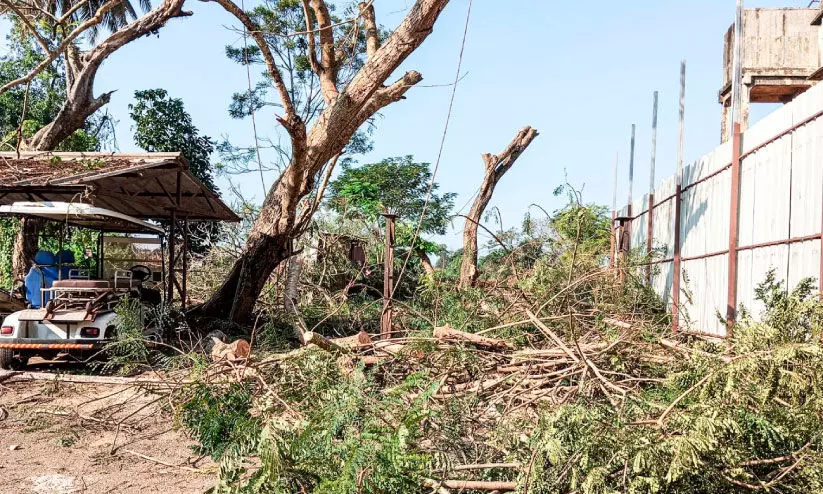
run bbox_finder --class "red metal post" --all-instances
[619,206,632,283]
[672,184,682,332]
[727,123,742,333]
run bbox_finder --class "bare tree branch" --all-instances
[359,1,379,60]
[0,0,124,96]
[459,126,539,289]
[197,0,452,322]
[307,0,339,104]
[27,0,193,150]
[203,0,300,130]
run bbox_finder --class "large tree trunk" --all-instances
[11,218,40,288]
[197,0,452,322]
[459,127,539,289]
[8,0,191,279]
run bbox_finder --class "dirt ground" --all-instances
[0,363,217,494]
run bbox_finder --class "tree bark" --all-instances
[197,0,452,322]
[8,0,191,279]
[415,248,435,278]
[459,127,538,289]
[11,217,40,287]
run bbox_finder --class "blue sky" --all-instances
[3,0,811,247]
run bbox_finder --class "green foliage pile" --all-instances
[519,274,823,493]
[173,190,823,493]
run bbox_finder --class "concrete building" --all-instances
[720,7,823,142]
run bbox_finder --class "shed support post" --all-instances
[182,218,188,309]
[168,210,177,304]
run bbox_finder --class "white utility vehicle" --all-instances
[0,202,165,369]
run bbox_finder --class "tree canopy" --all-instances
[327,156,455,238]
[129,88,217,192]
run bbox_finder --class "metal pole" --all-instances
[628,124,636,210]
[646,91,659,283]
[620,125,636,282]
[610,153,618,269]
[182,219,188,309]
[729,0,744,142]
[727,0,744,335]
[168,212,176,304]
[380,213,397,339]
[673,61,686,333]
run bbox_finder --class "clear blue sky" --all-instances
[4,0,811,248]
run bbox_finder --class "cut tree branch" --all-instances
[459,126,538,288]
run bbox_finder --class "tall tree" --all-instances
[327,156,454,276]
[129,88,220,253]
[196,0,453,322]
[459,127,538,289]
[129,88,217,192]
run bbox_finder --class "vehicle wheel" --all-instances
[0,348,13,370]
[0,349,24,370]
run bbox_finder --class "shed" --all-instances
[0,152,239,222]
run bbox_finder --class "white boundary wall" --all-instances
[619,82,823,336]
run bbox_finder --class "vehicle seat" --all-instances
[51,280,111,289]
[24,251,56,308]
[57,250,75,279]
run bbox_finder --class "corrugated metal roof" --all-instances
[0,152,239,222]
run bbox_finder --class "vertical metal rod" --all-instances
[182,219,188,309]
[96,231,103,279]
[726,0,744,336]
[727,123,742,335]
[610,153,618,269]
[380,214,397,339]
[620,125,636,282]
[730,0,744,141]
[673,61,686,333]
[159,234,166,303]
[628,124,636,209]
[168,211,176,303]
[57,224,64,281]
[646,92,659,283]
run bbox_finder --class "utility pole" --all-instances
[673,60,686,333]
[646,91,659,283]
[727,0,744,335]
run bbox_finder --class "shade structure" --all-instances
[0,152,239,222]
